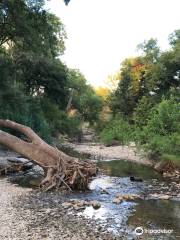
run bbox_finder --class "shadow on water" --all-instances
[98,159,163,180]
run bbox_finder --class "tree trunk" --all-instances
[66,88,74,112]
[0,119,97,191]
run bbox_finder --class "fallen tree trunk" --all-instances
[0,119,97,191]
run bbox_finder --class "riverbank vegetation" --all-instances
[0,0,103,142]
[0,1,179,168]
[99,33,180,167]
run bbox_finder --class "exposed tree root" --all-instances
[0,119,97,191]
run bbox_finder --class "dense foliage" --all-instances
[0,0,179,166]
[0,0,103,141]
[99,116,132,145]
[100,31,180,165]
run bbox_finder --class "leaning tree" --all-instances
[0,119,97,191]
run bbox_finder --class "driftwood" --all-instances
[0,157,33,174]
[0,119,97,191]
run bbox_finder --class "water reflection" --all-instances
[98,160,162,180]
[82,160,180,239]
[128,200,180,239]
[89,177,114,190]
[81,205,108,220]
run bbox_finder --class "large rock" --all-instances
[7,157,33,167]
[0,156,34,174]
[149,193,171,200]
[113,197,122,204]
[61,199,101,211]
[91,201,101,209]
[112,194,142,204]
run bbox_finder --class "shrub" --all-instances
[99,116,132,145]
[144,97,180,136]
[135,97,180,157]
[41,98,81,138]
[133,96,153,128]
[0,87,51,141]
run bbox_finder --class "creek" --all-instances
[67,160,180,239]
[7,152,180,239]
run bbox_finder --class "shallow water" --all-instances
[128,199,180,239]
[7,158,180,239]
[72,160,180,239]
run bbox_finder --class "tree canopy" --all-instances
[0,0,103,140]
[100,31,180,163]
[110,34,180,119]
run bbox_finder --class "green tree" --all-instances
[110,31,180,120]
[110,57,146,118]
[18,56,69,109]
[133,96,153,128]
[138,97,180,157]
[66,68,103,124]
[0,0,66,57]
[137,38,160,63]
[0,0,69,140]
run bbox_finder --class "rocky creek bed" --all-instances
[0,178,118,240]
[60,142,152,165]
[0,148,180,240]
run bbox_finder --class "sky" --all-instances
[46,0,180,87]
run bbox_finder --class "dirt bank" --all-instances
[61,142,152,166]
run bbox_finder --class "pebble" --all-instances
[0,179,119,240]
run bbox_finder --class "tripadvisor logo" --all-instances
[134,227,173,236]
[135,227,144,235]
